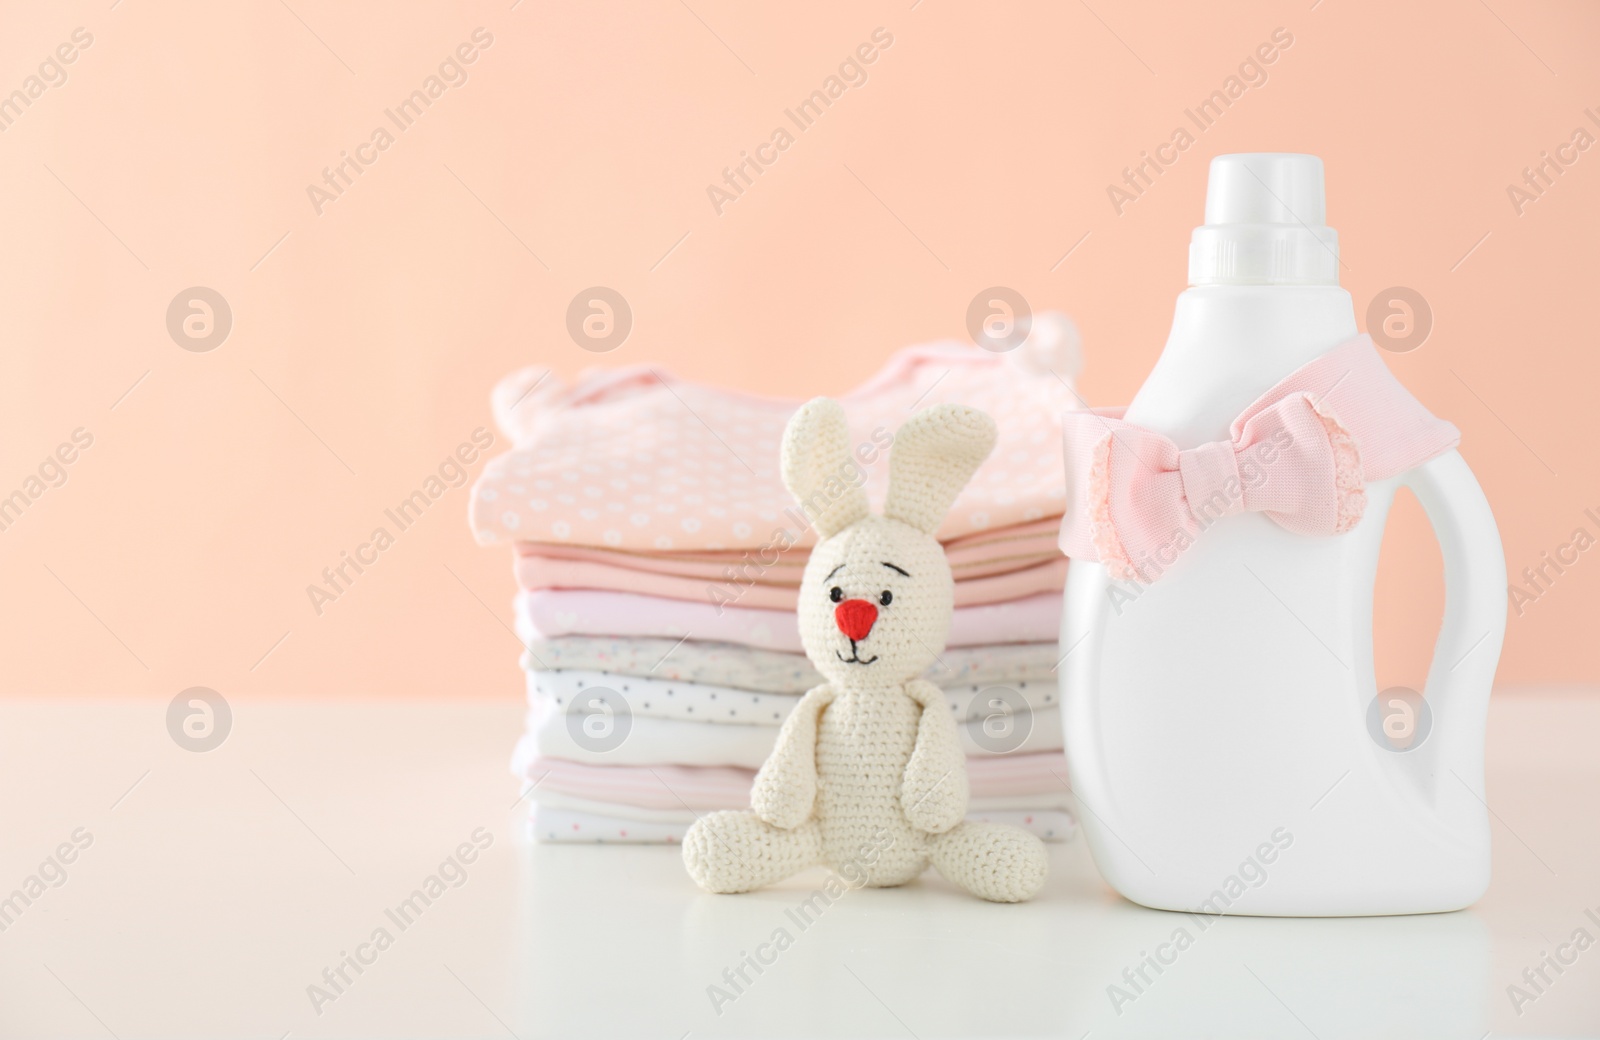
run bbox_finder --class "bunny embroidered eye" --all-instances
[879,590,893,606]
[829,586,843,603]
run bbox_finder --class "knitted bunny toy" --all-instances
[682,399,1048,902]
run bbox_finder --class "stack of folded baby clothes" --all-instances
[470,315,1088,844]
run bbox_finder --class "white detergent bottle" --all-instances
[1061,153,1508,916]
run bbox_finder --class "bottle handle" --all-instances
[1400,450,1507,806]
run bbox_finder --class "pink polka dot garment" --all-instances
[470,315,1084,552]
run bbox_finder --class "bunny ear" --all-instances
[781,397,870,539]
[884,404,997,534]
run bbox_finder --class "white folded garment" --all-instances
[523,697,1063,768]
[515,588,1063,653]
[530,787,1077,824]
[519,636,1060,696]
[530,803,1076,845]
[525,668,1060,728]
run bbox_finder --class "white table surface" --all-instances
[1,694,1596,1039]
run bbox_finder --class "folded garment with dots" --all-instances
[517,636,1061,696]
[524,669,1060,729]
[469,315,1084,553]
[517,704,1063,768]
[514,588,1062,653]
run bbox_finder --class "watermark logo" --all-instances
[1505,114,1597,217]
[167,686,232,752]
[307,428,495,615]
[566,287,632,353]
[0,827,94,933]
[1103,426,1295,598]
[306,28,495,216]
[1507,905,1600,1016]
[1105,27,1294,215]
[963,686,1032,754]
[167,287,232,352]
[565,686,632,753]
[706,828,894,1015]
[0,27,93,133]
[1365,686,1431,752]
[0,427,93,534]
[704,28,894,216]
[1366,286,1431,353]
[966,287,1031,353]
[306,827,494,1015]
[1509,507,1600,617]
[1106,825,1294,1015]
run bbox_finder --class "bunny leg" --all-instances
[927,821,1048,903]
[682,811,823,894]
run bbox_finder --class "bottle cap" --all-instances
[1189,153,1340,286]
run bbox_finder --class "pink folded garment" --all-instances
[512,554,1069,610]
[471,316,1084,552]
[515,588,1062,652]
[510,518,1065,586]
[513,752,1073,813]
[515,545,1058,589]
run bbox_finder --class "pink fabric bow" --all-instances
[1057,336,1461,584]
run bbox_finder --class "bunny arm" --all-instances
[750,683,836,830]
[899,679,970,834]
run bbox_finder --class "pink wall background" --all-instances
[1,0,1595,700]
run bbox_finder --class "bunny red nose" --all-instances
[834,599,878,641]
